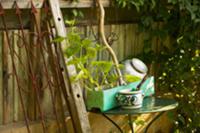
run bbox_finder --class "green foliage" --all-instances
[58,25,119,90]
[115,0,155,11]
[134,119,145,126]
[158,48,200,132]
[124,74,141,83]
[115,0,200,132]
[63,9,84,25]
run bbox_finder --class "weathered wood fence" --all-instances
[0,0,171,132]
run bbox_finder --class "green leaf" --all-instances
[151,0,156,9]
[135,119,145,126]
[86,47,97,58]
[73,70,85,81]
[118,64,124,69]
[95,44,106,51]
[168,0,178,5]
[92,61,113,73]
[178,115,186,125]
[107,74,119,84]
[52,36,65,43]
[65,44,81,57]
[65,20,76,26]
[124,74,141,82]
[174,129,180,133]
[131,1,140,12]
[122,1,126,8]
[78,11,84,18]
[72,9,78,17]
[82,39,92,47]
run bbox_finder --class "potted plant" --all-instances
[54,22,154,111]
[60,25,126,111]
[54,0,155,111]
[87,0,154,111]
[56,0,155,111]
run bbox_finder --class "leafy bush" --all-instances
[158,48,200,132]
[115,0,200,132]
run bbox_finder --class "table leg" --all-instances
[102,113,123,133]
[128,114,134,133]
[144,112,165,133]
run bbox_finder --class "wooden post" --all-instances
[2,31,9,124]
[48,0,91,132]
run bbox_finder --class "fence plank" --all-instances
[118,24,125,61]
[2,32,8,124]
[132,24,140,56]
[7,31,14,123]
[111,25,118,59]
[17,31,28,121]
[111,24,125,61]
[13,31,19,122]
[100,25,110,61]
[125,24,134,58]
[0,31,3,124]
[131,24,137,56]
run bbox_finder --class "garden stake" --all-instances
[14,2,47,132]
[0,3,31,133]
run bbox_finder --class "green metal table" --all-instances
[101,96,178,133]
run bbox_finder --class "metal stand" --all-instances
[128,114,134,133]
[102,113,137,133]
[144,112,165,133]
[100,97,178,133]
[102,112,164,133]
[102,113,123,133]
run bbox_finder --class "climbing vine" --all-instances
[115,0,200,132]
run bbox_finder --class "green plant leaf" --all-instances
[82,39,92,47]
[72,9,78,17]
[135,119,145,126]
[52,36,65,43]
[86,47,97,58]
[73,70,85,81]
[124,74,141,82]
[92,61,113,73]
[65,20,76,26]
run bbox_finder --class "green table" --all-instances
[101,97,178,133]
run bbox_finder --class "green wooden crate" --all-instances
[86,76,155,112]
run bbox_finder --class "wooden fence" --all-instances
[0,23,161,125]
[0,1,172,131]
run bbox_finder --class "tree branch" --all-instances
[95,0,125,85]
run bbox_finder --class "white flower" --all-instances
[180,49,185,54]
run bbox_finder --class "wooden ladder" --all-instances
[48,0,91,133]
